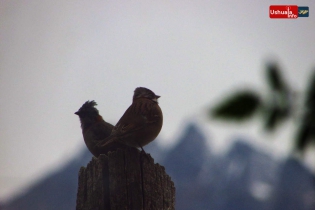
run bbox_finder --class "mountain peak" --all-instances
[163,122,208,183]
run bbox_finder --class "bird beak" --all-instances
[74,111,79,115]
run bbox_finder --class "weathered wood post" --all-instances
[76,147,175,210]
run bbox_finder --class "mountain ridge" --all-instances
[3,122,315,210]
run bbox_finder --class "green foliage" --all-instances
[264,107,282,131]
[263,104,290,131]
[266,63,285,91]
[295,70,315,151]
[264,62,291,131]
[210,62,315,154]
[295,123,311,151]
[211,91,261,121]
[305,70,315,108]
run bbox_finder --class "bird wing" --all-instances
[96,99,162,148]
[91,121,114,140]
[111,102,148,137]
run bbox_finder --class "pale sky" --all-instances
[1,0,314,202]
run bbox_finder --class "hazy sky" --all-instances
[1,0,314,202]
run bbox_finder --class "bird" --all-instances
[96,87,163,154]
[75,100,114,157]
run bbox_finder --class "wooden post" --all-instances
[76,147,175,210]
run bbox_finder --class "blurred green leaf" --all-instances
[266,63,286,91]
[263,90,291,131]
[264,106,289,131]
[211,91,261,121]
[295,124,311,152]
[264,107,279,131]
[305,70,315,108]
[293,69,315,152]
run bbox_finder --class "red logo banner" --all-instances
[270,5,298,19]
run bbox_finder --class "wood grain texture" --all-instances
[76,147,175,210]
